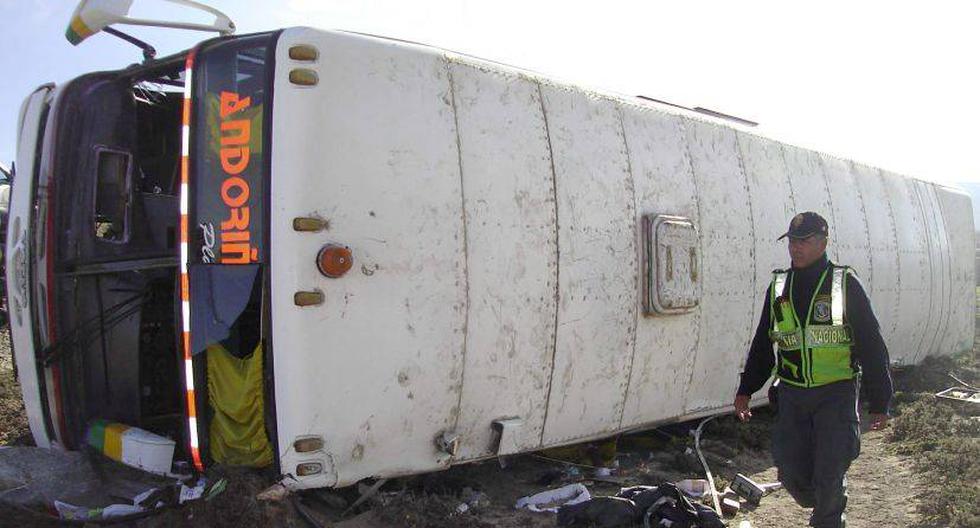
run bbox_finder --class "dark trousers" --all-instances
[771,379,861,528]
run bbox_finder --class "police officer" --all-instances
[733,212,893,528]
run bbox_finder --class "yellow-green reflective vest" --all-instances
[768,265,856,387]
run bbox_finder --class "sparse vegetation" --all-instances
[0,327,31,446]
[887,351,980,528]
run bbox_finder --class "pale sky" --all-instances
[1,0,978,185]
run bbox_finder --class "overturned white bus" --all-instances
[7,9,974,490]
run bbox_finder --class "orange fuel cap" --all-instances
[317,244,353,278]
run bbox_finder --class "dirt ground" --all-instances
[1,321,977,528]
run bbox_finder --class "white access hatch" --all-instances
[644,214,701,314]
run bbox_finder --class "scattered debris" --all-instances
[0,446,173,514]
[692,415,723,516]
[720,496,740,516]
[515,483,591,513]
[594,466,614,477]
[676,478,711,499]
[86,419,176,475]
[935,386,980,405]
[730,473,765,505]
[54,486,161,521]
[180,478,207,503]
[256,481,290,501]
[205,477,228,501]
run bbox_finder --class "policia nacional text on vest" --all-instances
[769,265,856,387]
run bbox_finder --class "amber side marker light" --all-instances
[294,290,324,306]
[289,68,318,86]
[289,45,319,61]
[294,437,324,453]
[293,216,328,232]
[296,462,323,476]
[317,244,353,278]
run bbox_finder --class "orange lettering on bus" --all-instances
[221,119,250,146]
[220,92,251,118]
[221,207,249,231]
[220,147,251,175]
[221,176,250,207]
[215,91,258,264]
[221,230,250,243]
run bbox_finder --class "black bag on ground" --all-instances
[557,482,726,528]
[556,496,637,527]
[619,483,726,528]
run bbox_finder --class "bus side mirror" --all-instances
[66,0,235,45]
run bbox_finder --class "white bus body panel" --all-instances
[447,63,557,460]
[620,110,702,427]
[7,86,54,449]
[269,28,975,488]
[539,87,636,445]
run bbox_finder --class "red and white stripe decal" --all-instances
[180,51,203,472]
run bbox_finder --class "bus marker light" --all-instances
[289,69,318,86]
[317,244,353,278]
[296,462,323,476]
[293,217,328,232]
[294,290,324,306]
[294,437,324,453]
[288,45,319,61]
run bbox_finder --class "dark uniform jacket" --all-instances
[736,254,894,414]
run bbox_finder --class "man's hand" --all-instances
[869,413,889,431]
[734,394,752,422]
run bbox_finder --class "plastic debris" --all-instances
[86,419,176,475]
[935,386,980,404]
[515,483,591,513]
[102,503,145,518]
[54,500,101,521]
[54,486,160,520]
[86,420,176,475]
[180,478,207,504]
[205,478,228,501]
[720,497,740,516]
[675,479,710,498]
[133,487,163,508]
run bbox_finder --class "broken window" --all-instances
[94,148,132,242]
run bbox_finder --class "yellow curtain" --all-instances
[206,342,274,467]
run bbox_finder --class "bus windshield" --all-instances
[180,34,276,470]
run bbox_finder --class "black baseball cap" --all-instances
[778,212,829,240]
